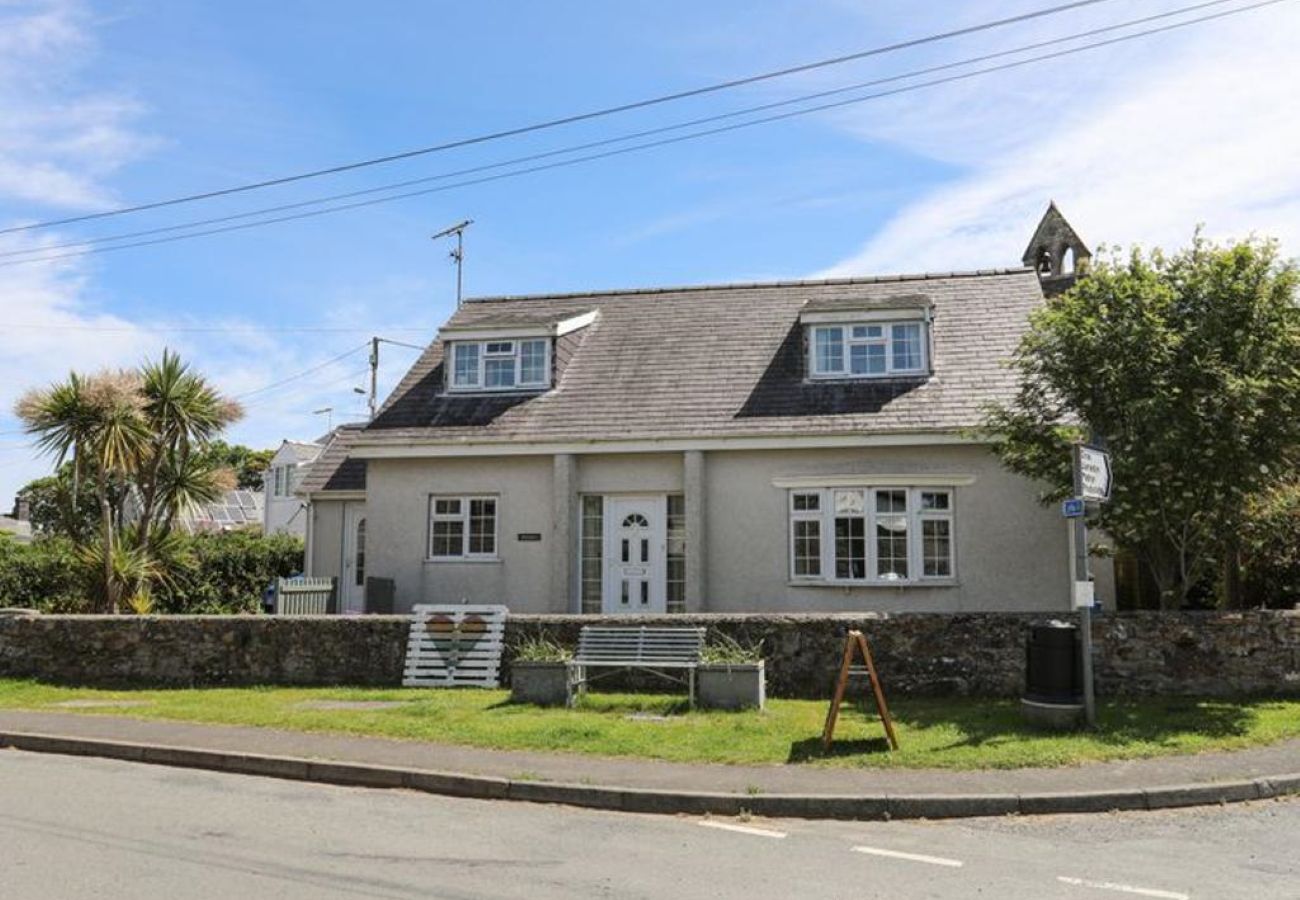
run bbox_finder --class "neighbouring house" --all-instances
[181,489,264,533]
[300,205,1111,615]
[263,440,324,536]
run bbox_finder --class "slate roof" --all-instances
[297,424,367,495]
[358,269,1043,448]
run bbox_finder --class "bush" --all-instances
[0,536,86,611]
[157,530,304,614]
[1240,481,1300,609]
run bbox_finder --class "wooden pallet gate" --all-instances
[403,604,508,688]
[822,629,899,752]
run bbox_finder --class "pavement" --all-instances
[4,749,1298,899]
[1,709,1297,820]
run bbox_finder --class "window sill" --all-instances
[424,557,502,565]
[787,578,959,589]
[445,386,549,396]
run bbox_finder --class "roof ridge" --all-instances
[464,268,1035,304]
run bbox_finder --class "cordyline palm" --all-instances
[136,351,243,544]
[16,351,243,613]
[17,370,150,612]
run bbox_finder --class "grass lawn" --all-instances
[1,679,1297,770]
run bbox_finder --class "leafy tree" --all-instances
[15,351,242,612]
[200,440,275,491]
[16,463,117,544]
[984,235,1300,609]
[1239,480,1300,609]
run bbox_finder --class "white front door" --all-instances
[342,503,367,614]
[602,497,667,614]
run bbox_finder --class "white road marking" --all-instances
[696,820,788,839]
[851,845,964,868]
[1058,875,1190,899]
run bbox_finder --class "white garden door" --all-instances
[602,497,667,614]
[341,503,367,614]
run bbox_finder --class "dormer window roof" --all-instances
[799,295,931,380]
[440,309,596,393]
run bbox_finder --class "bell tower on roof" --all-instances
[1022,202,1090,296]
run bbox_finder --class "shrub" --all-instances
[700,632,763,665]
[512,632,572,662]
[0,535,86,611]
[155,530,304,614]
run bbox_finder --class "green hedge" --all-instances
[0,530,303,614]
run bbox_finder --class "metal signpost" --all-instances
[1069,442,1112,728]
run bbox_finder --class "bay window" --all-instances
[789,487,955,584]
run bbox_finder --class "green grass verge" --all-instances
[1,679,1297,769]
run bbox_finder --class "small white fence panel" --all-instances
[403,604,508,688]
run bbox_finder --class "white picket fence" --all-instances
[402,604,508,688]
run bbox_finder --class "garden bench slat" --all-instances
[566,625,706,707]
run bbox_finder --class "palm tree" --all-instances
[135,351,243,545]
[16,352,243,612]
[17,370,150,612]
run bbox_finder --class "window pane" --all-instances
[851,325,883,339]
[921,491,950,511]
[519,340,547,384]
[580,496,603,614]
[484,357,515,388]
[834,517,865,580]
[814,327,844,373]
[891,323,922,371]
[792,492,820,512]
[453,343,480,386]
[923,518,952,577]
[794,520,821,577]
[667,493,685,613]
[834,490,864,515]
[484,341,513,354]
[468,498,496,555]
[876,515,909,579]
[431,520,464,557]
[850,342,887,375]
[876,489,907,514]
[434,498,461,516]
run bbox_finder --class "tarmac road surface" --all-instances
[1,749,1296,899]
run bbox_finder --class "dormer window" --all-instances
[808,321,926,379]
[450,338,550,391]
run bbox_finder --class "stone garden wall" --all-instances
[0,610,1296,698]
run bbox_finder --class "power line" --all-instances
[0,0,1117,237]
[0,0,1283,269]
[1,322,433,333]
[232,343,369,401]
[0,0,1246,264]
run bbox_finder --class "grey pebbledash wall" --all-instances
[0,611,1297,698]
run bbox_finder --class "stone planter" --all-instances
[698,661,765,711]
[510,661,569,706]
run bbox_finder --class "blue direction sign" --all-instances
[1061,497,1085,518]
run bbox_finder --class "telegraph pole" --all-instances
[365,336,428,422]
[431,219,473,306]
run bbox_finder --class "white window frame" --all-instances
[427,495,499,561]
[788,491,824,580]
[447,338,551,392]
[807,321,928,379]
[787,487,955,585]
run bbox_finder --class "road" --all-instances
[1,750,1296,899]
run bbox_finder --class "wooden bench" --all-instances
[566,626,706,708]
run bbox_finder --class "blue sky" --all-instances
[2,0,1299,505]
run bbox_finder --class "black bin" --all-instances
[1024,623,1081,704]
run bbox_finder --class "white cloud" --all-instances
[816,2,1300,275]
